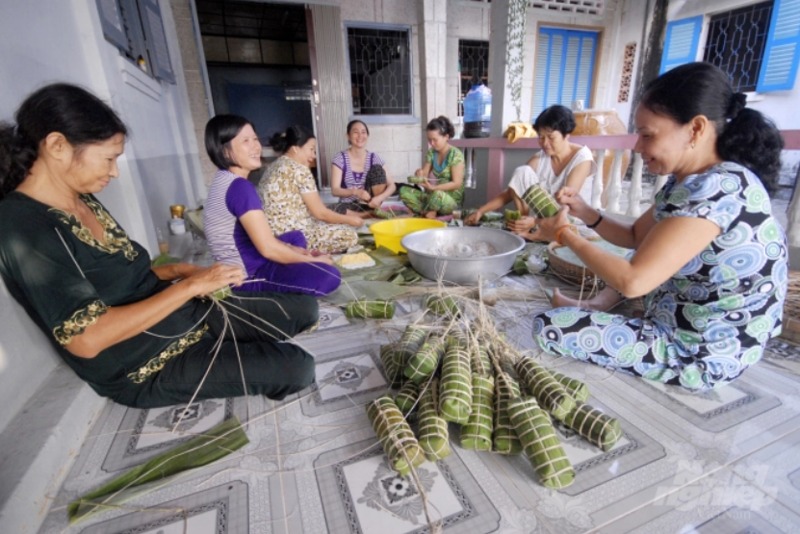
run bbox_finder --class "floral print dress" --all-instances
[258,155,358,254]
[532,162,788,391]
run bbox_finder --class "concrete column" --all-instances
[488,0,525,137]
[418,0,448,130]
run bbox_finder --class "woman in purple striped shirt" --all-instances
[203,115,341,296]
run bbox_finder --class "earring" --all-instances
[690,140,696,149]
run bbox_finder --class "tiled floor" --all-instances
[38,254,800,533]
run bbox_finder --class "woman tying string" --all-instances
[330,120,397,217]
[465,105,596,232]
[0,84,318,408]
[258,126,361,254]
[400,116,465,218]
[203,115,341,296]
[529,62,787,391]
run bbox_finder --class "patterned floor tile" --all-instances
[78,481,249,534]
[37,270,800,533]
[598,465,800,534]
[313,438,501,533]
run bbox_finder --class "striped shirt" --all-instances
[204,169,263,271]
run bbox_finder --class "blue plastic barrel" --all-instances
[463,84,492,138]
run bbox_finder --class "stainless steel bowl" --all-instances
[401,227,525,284]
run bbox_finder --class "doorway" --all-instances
[195,0,317,184]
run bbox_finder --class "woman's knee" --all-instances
[279,230,307,248]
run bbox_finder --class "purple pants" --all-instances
[244,230,342,296]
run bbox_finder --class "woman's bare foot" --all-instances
[424,210,438,219]
[550,286,624,311]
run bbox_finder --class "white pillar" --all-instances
[418,0,448,128]
[605,151,624,214]
[488,0,528,136]
[626,153,644,217]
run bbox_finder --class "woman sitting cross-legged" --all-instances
[0,84,318,408]
[330,119,397,218]
[400,116,465,218]
[529,62,788,391]
[204,114,341,296]
[466,105,596,236]
[258,126,362,254]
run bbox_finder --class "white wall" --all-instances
[0,0,203,429]
[339,0,425,179]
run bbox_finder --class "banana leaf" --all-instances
[508,397,575,489]
[551,370,589,403]
[323,280,409,307]
[67,416,248,523]
[564,401,622,451]
[460,374,495,451]
[416,378,451,461]
[515,358,576,422]
[492,371,523,455]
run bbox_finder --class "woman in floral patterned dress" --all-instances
[528,62,787,391]
[258,126,361,254]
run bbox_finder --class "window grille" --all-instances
[703,1,774,92]
[347,27,412,116]
[458,40,490,116]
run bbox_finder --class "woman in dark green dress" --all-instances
[0,83,317,408]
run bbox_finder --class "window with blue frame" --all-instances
[532,27,599,120]
[661,0,800,92]
[95,0,175,83]
[703,1,773,92]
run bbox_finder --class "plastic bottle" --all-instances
[463,84,492,138]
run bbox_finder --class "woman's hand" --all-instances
[555,186,593,222]
[355,189,371,202]
[152,262,201,281]
[367,197,382,209]
[183,263,246,298]
[414,168,426,177]
[311,254,335,265]
[464,210,483,226]
[528,207,572,243]
[345,214,364,227]
[506,216,537,235]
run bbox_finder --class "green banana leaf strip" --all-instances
[67,416,249,523]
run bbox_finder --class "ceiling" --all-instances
[196,0,307,42]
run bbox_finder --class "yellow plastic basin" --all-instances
[369,218,447,254]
